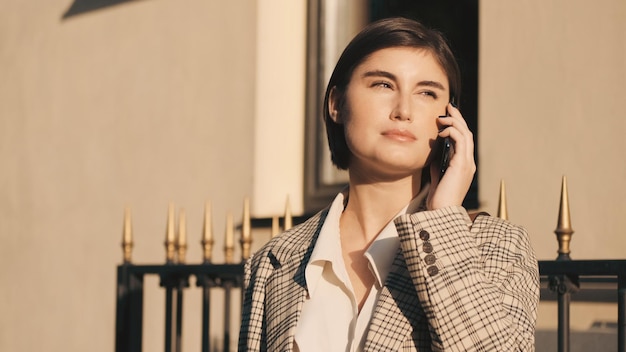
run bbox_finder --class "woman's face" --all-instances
[331,46,450,179]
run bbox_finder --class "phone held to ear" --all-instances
[438,136,451,178]
[437,99,455,178]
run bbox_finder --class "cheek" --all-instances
[422,115,441,139]
[342,119,364,151]
[421,118,441,158]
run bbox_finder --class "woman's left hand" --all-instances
[426,103,476,210]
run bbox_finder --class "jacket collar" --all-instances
[264,208,328,351]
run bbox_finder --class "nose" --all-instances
[391,92,412,122]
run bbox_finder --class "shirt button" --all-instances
[422,242,433,253]
[427,265,439,276]
[419,230,430,240]
[424,254,436,265]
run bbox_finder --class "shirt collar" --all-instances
[305,186,429,295]
[305,191,347,296]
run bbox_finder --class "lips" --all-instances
[381,129,417,141]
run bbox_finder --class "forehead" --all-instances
[353,47,448,80]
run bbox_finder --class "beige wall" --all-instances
[479,0,626,261]
[0,0,258,351]
[1,0,625,351]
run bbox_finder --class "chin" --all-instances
[375,159,426,177]
[381,154,427,169]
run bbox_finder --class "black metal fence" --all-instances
[114,259,626,352]
[115,263,244,352]
[114,178,625,351]
[539,260,626,352]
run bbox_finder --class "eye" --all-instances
[371,80,393,89]
[418,90,439,99]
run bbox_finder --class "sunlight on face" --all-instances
[334,47,450,180]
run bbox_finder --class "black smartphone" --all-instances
[438,99,455,178]
[439,136,452,178]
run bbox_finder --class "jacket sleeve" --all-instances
[395,205,539,352]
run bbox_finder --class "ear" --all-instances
[328,86,341,123]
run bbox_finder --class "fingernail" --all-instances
[450,101,457,108]
[438,115,447,119]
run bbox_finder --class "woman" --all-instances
[239,17,538,352]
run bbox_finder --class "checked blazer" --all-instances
[238,205,539,351]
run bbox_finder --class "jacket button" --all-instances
[424,254,436,265]
[422,242,433,253]
[419,230,430,240]
[427,266,439,276]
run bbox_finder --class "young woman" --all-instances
[239,17,538,352]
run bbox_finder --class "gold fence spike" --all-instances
[271,215,280,238]
[284,196,293,231]
[241,197,252,260]
[555,175,574,260]
[122,207,133,263]
[177,208,187,263]
[224,212,235,264]
[497,179,509,221]
[165,203,177,263]
[201,201,214,263]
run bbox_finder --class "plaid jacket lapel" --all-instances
[264,209,327,351]
[364,249,429,352]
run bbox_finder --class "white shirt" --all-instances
[293,189,426,352]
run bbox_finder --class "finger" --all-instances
[438,120,473,147]
[445,104,470,131]
[438,126,474,164]
[439,108,474,153]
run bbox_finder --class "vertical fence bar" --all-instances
[201,283,212,352]
[223,210,235,352]
[115,265,131,352]
[617,272,626,352]
[553,176,575,352]
[161,273,188,352]
[557,286,570,352]
[116,265,145,352]
[201,202,215,352]
[164,285,174,352]
[223,281,233,352]
[175,285,184,352]
[129,271,144,352]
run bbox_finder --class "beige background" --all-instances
[1,0,625,351]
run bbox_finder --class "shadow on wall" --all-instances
[62,0,144,19]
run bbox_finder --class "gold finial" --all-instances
[497,179,509,221]
[224,212,235,264]
[555,175,574,259]
[271,215,280,238]
[201,201,214,263]
[240,197,252,260]
[122,207,133,263]
[284,196,293,231]
[177,208,188,263]
[165,203,177,263]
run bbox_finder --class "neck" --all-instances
[340,171,422,243]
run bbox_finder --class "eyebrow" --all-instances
[362,70,397,80]
[361,70,446,90]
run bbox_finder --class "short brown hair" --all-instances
[323,17,461,170]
